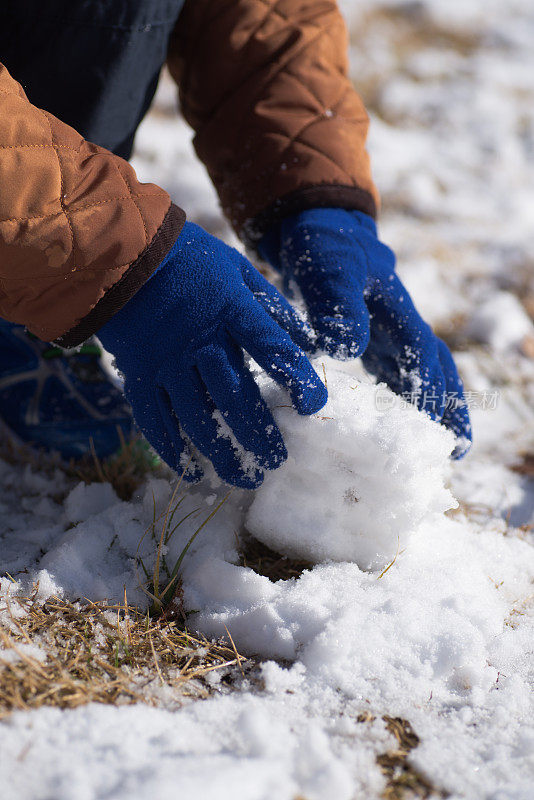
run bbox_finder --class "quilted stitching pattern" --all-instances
[0,0,376,340]
[0,64,171,340]
[168,0,378,235]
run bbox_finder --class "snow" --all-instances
[247,366,456,567]
[465,291,534,352]
[64,481,119,524]
[0,701,359,800]
[2,0,534,797]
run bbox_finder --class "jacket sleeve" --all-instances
[0,63,185,346]
[167,0,379,248]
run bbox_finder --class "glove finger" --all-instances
[310,294,370,360]
[155,390,204,481]
[363,270,447,419]
[196,335,287,471]
[229,299,328,416]
[279,214,371,358]
[126,383,203,482]
[362,334,447,421]
[406,362,447,421]
[163,368,264,489]
[436,339,472,459]
[240,261,316,353]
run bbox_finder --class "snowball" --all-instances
[246,366,457,569]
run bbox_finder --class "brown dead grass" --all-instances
[71,431,164,501]
[379,715,447,799]
[348,5,482,119]
[375,5,481,56]
[0,427,160,502]
[511,453,534,478]
[0,588,248,719]
[504,593,534,630]
[355,714,448,799]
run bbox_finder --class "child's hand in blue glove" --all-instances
[99,222,327,488]
[259,208,471,458]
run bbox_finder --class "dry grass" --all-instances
[0,439,252,720]
[0,427,162,502]
[446,500,500,524]
[71,431,164,501]
[447,498,533,539]
[504,593,534,630]
[378,716,446,799]
[347,5,482,120]
[141,477,234,616]
[0,431,60,477]
[357,714,448,800]
[432,314,473,353]
[0,589,249,719]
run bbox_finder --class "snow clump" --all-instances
[247,364,457,569]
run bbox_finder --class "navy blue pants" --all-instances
[0,0,185,158]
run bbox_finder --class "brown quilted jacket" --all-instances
[0,0,378,347]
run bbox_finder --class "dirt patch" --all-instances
[239,535,313,582]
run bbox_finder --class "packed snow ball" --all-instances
[246,364,457,569]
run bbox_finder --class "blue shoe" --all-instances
[0,320,134,460]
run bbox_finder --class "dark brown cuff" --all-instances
[240,184,378,252]
[55,203,185,349]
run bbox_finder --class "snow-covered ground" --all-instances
[2,1,534,798]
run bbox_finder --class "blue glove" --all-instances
[259,208,471,458]
[99,221,327,488]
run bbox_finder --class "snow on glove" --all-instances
[99,222,327,488]
[259,208,471,458]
